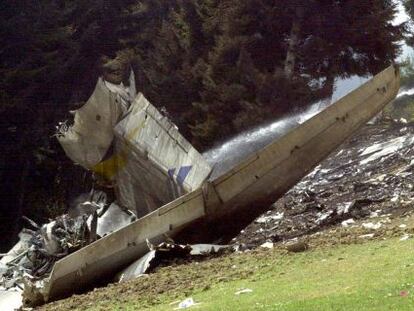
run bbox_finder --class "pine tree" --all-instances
[188,0,321,148]
[300,0,403,97]
[404,0,414,45]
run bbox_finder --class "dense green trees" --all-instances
[0,0,404,144]
[186,0,403,147]
[404,0,414,45]
[0,0,404,250]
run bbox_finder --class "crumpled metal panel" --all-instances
[94,203,136,237]
[0,289,22,311]
[57,72,211,217]
[0,232,31,266]
[116,250,156,283]
[116,242,228,283]
[57,72,136,169]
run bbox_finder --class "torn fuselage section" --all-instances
[57,71,211,217]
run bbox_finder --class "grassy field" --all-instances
[89,237,414,311]
[39,212,414,311]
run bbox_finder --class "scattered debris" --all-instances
[362,222,382,230]
[341,219,355,227]
[256,213,284,224]
[337,202,353,215]
[399,118,408,124]
[117,242,231,283]
[316,211,334,224]
[2,214,92,279]
[235,121,414,248]
[359,234,375,239]
[400,234,411,241]
[0,288,22,311]
[359,134,414,165]
[260,242,274,249]
[175,297,199,309]
[235,288,253,295]
[94,203,136,237]
[369,211,380,218]
[0,191,136,308]
[190,244,230,256]
[116,251,157,283]
[117,242,191,283]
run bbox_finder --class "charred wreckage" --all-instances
[0,66,400,309]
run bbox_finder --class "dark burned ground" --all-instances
[234,120,414,247]
[37,121,414,310]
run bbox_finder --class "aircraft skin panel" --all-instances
[57,77,130,169]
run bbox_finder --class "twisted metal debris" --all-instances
[0,192,136,309]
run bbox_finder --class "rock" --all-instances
[286,241,308,253]
[260,242,274,249]
[341,219,355,227]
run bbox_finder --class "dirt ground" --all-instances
[37,120,414,310]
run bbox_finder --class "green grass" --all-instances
[109,238,414,311]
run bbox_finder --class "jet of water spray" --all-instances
[203,99,331,178]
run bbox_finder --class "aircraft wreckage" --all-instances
[0,65,400,308]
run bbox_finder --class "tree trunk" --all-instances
[284,20,300,79]
[324,74,335,104]
[284,8,304,79]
